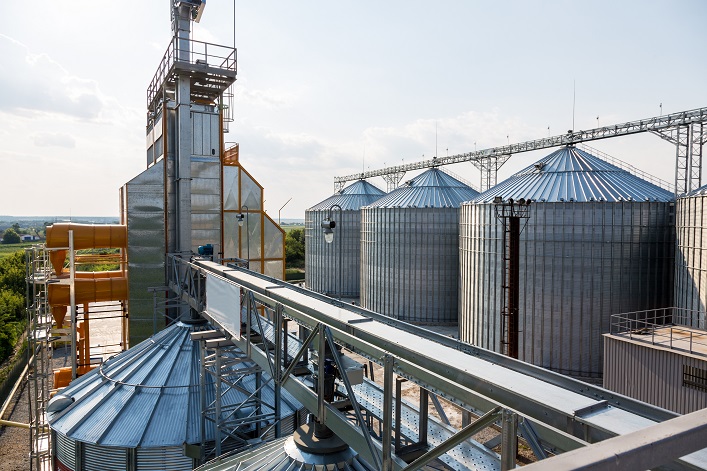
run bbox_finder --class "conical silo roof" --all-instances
[307,180,385,211]
[365,168,479,208]
[687,182,707,196]
[47,321,300,448]
[474,146,674,203]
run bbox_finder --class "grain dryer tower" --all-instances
[305,180,385,299]
[120,1,284,345]
[361,168,479,323]
[459,146,675,380]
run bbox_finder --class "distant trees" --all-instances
[1,229,20,244]
[286,229,305,269]
[0,251,25,362]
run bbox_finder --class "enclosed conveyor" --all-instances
[45,223,127,275]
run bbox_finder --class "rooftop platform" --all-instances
[609,307,707,357]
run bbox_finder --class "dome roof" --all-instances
[307,180,385,211]
[474,146,674,203]
[364,168,479,209]
[47,322,300,448]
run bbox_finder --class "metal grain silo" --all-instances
[459,146,675,380]
[47,321,302,471]
[361,168,479,323]
[675,184,707,326]
[305,180,385,298]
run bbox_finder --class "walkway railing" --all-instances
[610,307,707,356]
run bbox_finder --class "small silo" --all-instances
[305,180,385,298]
[47,321,302,471]
[459,146,675,380]
[675,184,707,325]
[361,168,479,323]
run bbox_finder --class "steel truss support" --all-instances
[382,171,406,192]
[336,106,707,193]
[194,331,275,462]
[25,247,52,471]
[472,155,512,192]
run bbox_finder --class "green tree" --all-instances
[11,223,20,233]
[285,229,305,268]
[2,228,20,244]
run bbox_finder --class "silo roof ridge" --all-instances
[307,179,386,210]
[365,168,479,208]
[474,146,674,203]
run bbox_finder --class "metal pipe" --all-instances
[69,230,76,379]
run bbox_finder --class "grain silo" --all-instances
[305,180,385,298]
[459,146,675,380]
[675,184,707,326]
[47,321,302,471]
[361,168,479,323]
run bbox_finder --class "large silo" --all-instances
[47,321,302,471]
[361,168,479,323]
[459,146,675,380]
[305,180,385,298]
[675,184,707,325]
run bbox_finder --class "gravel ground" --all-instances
[0,376,31,471]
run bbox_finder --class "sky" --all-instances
[1,1,706,218]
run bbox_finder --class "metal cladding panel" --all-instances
[136,447,192,471]
[305,209,363,297]
[368,168,479,209]
[675,193,707,316]
[240,215,262,259]
[191,159,221,251]
[83,444,127,471]
[604,335,707,414]
[223,211,238,259]
[459,201,675,379]
[264,260,284,280]
[48,322,301,448]
[263,217,284,259]
[475,146,674,204]
[307,180,386,211]
[241,171,262,211]
[361,207,460,323]
[55,432,76,470]
[125,162,166,346]
[223,166,239,211]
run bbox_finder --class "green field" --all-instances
[282,224,304,233]
[0,243,34,260]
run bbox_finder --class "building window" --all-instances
[683,365,707,391]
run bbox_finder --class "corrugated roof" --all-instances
[307,180,386,211]
[474,146,674,203]
[365,168,479,208]
[47,322,300,448]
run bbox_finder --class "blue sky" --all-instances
[1,1,706,217]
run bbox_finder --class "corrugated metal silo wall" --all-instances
[460,201,675,379]
[361,207,460,323]
[125,162,166,347]
[675,194,707,324]
[604,335,707,414]
[305,209,361,297]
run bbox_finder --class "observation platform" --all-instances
[147,37,237,122]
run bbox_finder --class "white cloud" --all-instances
[0,34,106,120]
[33,132,76,148]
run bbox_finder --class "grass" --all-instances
[0,243,34,260]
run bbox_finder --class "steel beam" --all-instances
[335,106,707,186]
[521,407,707,471]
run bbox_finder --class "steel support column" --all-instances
[473,155,512,192]
[691,122,704,191]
